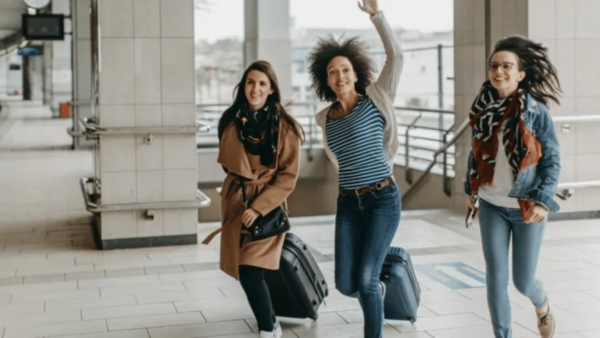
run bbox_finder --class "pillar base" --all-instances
[91,220,197,250]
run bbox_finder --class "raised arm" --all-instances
[358,0,404,100]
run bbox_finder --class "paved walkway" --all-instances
[0,100,598,338]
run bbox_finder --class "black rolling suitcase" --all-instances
[380,246,421,323]
[264,232,328,320]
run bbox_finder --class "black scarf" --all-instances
[234,99,279,167]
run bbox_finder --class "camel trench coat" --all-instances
[202,121,301,280]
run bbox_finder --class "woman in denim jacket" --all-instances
[465,36,561,338]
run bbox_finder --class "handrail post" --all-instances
[442,132,451,196]
[404,113,422,184]
[308,104,315,162]
[437,43,444,145]
[405,126,411,184]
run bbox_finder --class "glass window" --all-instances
[194,0,244,106]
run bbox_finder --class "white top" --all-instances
[479,132,520,208]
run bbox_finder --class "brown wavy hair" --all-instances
[217,60,304,142]
[307,36,375,102]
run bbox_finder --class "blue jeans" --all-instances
[335,182,401,338]
[479,198,548,338]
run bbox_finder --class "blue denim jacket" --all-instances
[464,94,561,212]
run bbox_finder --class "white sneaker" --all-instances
[259,320,282,338]
[273,319,282,338]
[259,331,275,338]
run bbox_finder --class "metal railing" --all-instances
[196,102,460,202]
[80,177,211,214]
[78,117,210,137]
[556,181,600,200]
[400,117,468,203]
[196,99,600,205]
[399,113,600,203]
[196,103,457,173]
[394,106,456,183]
[370,43,454,124]
[552,115,600,200]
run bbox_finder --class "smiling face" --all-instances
[488,51,526,98]
[326,56,358,98]
[244,70,272,111]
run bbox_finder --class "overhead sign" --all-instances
[417,262,486,289]
[22,14,65,41]
[18,46,43,56]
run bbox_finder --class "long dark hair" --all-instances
[307,36,375,102]
[490,36,561,106]
[217,60,304,142]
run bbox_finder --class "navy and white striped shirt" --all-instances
[326,96,392,190]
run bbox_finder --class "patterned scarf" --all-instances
[234,99,279,167]
[469,81,542,217]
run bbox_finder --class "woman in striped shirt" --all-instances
[307,0,403,337]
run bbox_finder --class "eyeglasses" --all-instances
[488,62,516,72]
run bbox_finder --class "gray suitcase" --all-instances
[380,246,421,323]
[264,232,328,320]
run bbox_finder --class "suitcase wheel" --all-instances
[409,318,416,324]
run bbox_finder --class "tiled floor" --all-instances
[0,100,599,338]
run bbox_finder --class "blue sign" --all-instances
[417,262,486,290]
[18,46,43,56]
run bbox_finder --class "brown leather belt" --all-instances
[339,176,394,196]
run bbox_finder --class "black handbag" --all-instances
[239,177,290,241]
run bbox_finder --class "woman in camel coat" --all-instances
[202,60,303,338]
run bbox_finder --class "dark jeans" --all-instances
[335,182,401,338]
[239,265,276,332]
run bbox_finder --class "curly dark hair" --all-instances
[307,36,375,102]
[490,35,561,106]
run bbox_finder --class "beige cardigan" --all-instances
[315,11,404,171]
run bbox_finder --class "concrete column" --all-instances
[244,0,292,101]
[94,0,199,249]
[453,0,600,216]
[452,0,488,210]
[71,0,94,149]
[50,0,72,115]
[527,0,600,216]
